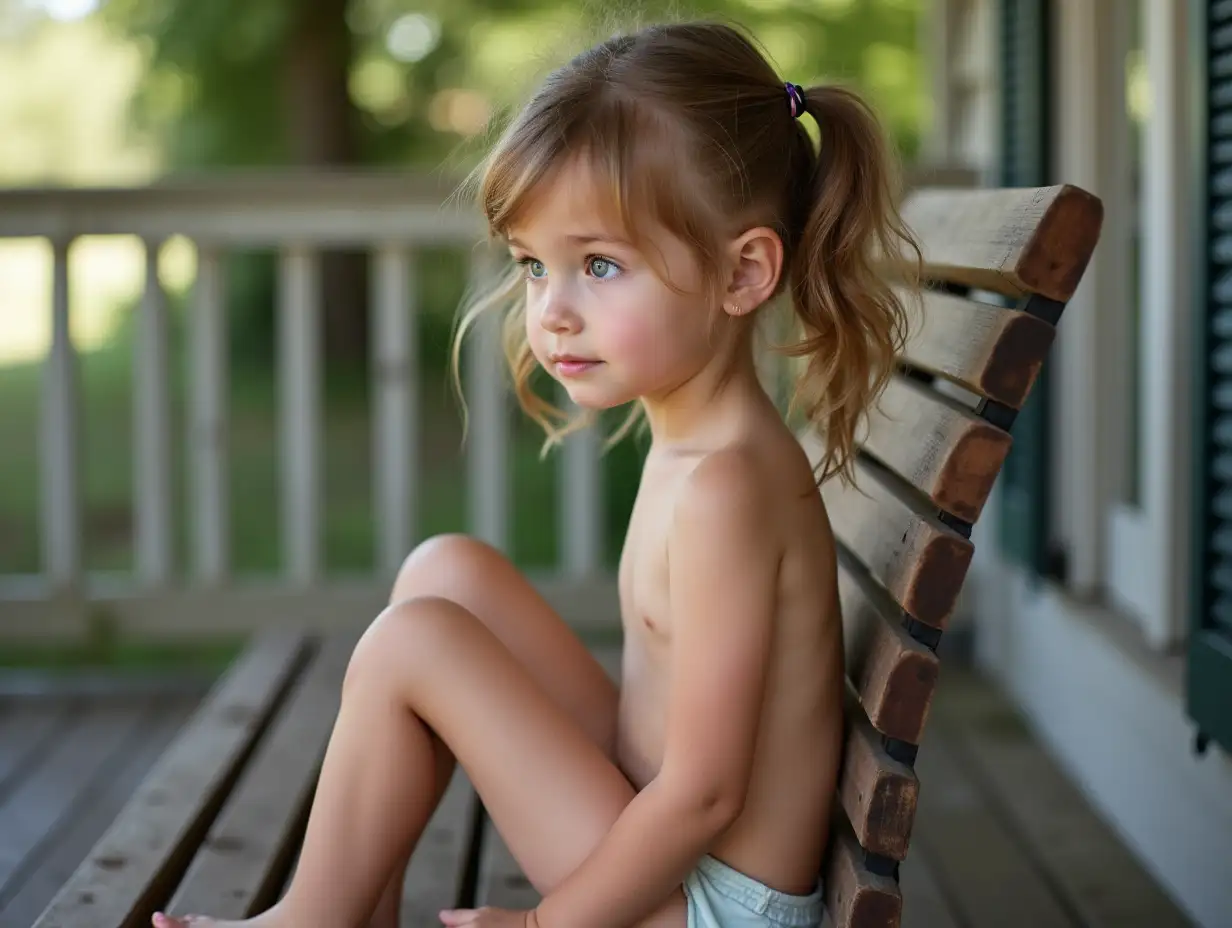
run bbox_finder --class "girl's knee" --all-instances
[391,534,500,602]
[348,595,477,692]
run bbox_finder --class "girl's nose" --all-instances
[539,293,582,334]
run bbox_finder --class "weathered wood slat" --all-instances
[862,375,1011,524]
[32,629,310,928]
[803,434,973,629]
[839,552,939,745]
[838,693,918,862]
[475,818,540,909]
[931,672,1193,928]
[0,704,192,928]
[900,288,1056,409]
[400,769,480,927]
[0,703,72,797]
[0,705,143,895]
[824,811,901,928]
[167,633,355,919]
[900,184,1103,302]
[910,724,1077,928]
[898,854,961,928]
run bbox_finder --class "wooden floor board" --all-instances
[400,770,480,926]
[0,703,145,896]
[911,697,1083,927]
[0,702,74,801]
[898,851,963,928]
[930,669,1193,928]
[0,645,1199,928]
[0,700,196,928]
[474,818,540,910]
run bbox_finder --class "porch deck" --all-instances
[0,656,1191,928]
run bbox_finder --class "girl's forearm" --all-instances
[532,778,738,928]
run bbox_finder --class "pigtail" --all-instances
[785,84,921,488]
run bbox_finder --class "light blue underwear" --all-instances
[683,854,823,928]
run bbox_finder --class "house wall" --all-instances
[938,1,1232,926]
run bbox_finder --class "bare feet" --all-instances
[151,908,397,928]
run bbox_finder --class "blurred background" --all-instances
[1,2,1230,926]
[0,0,926,589]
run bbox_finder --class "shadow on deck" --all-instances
[0,656,1192,928]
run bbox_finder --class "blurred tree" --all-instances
[96,0,924,368]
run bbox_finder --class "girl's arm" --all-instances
[533,452,781,928]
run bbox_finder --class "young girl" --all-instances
[154,18,916,928]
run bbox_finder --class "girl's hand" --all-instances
[438,906,539,927]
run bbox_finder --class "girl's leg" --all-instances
[368,535,620,925]
[156,595,684,928]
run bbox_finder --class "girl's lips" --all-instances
[554,357,602,376]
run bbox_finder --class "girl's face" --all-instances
[507,157,721,411]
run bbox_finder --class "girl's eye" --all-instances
[588,257,620,280]
[522,258,546,280]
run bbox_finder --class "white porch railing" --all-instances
[0,170,615,641]
[0,166,974,643]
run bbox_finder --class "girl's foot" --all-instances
[152,908,395,928]
[151,913,265,927]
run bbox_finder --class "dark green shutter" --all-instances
[997,0,1057,575]
[1189,0,1232,756]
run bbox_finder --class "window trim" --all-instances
[1051,0,1190,649]
[1101,0,1193,649]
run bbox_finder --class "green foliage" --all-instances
[99,0,925,171]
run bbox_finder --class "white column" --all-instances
[39,237,81,589]
[466,254,509,551]
[372,244,419,574]
[189,244,228,584]
[1105,0,1192,646]
[134,237,173,587]
[559,396,603,576]
[278,245,322,584]
[1053,0,1124,596]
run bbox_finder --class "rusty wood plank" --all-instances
[900,185,1103,302]
[803,436,972,629]
[839,551,939,745]
[839,691,918,862]
[824,809,901,928]
[900,289,1055,409]
[862,375,1011,524]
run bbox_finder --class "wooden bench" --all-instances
[31,184,1103,928]
[808,182,1103,928]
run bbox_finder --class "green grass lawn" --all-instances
[0,302,644,669]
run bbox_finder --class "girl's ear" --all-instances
[722,226,783,316]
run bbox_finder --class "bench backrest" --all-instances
[804,184,1104,928]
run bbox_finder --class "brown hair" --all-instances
[452,19,920,487]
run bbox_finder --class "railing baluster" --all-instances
[134,237,173,586]
[372,245,418,574]
[466,252,508,551]
[278,245,322,584]
[189,244,228,583]
[39,237,81,590]
[560,398,603,576]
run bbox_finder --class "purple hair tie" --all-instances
[785,82,806,119]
